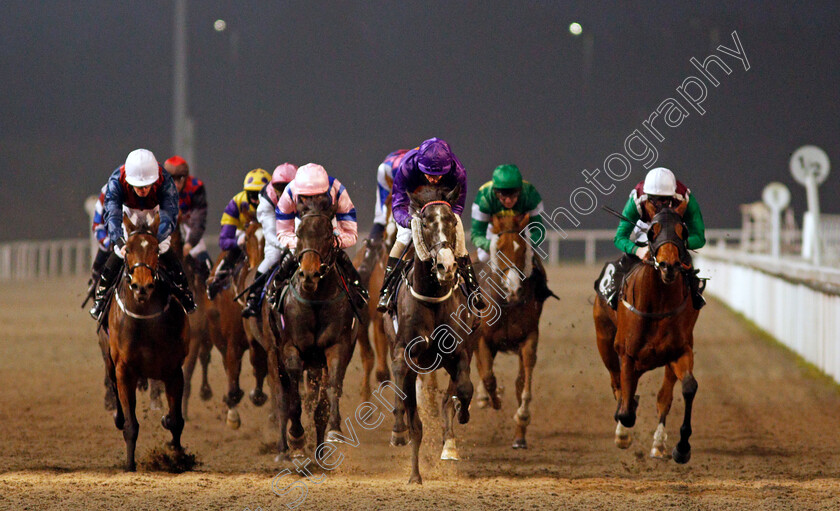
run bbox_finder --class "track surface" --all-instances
[1,265,840,510]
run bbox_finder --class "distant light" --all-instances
[214,19,227,32]
[569,22,582,36]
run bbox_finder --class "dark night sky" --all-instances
[1,1,839,242]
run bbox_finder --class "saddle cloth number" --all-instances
[599,263,616,297]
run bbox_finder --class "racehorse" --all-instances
[104,213,189,471]
[593,201,700,463]
[474,213,545,449]
[205,221,269,429]
[384,185,476,484]
[267,192,358,460]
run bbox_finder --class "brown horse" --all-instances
[205,221,269,429]
[352,237,390,401]
[593,201,700,463]
[474,213,546,449]
[267,193,358,460]
[104,213,189,471]
[384,186,477,484]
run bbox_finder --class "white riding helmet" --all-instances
[124,148,160,187]
[643,167,677,196]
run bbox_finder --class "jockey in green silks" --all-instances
[470,164,556,302]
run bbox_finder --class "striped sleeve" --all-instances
[276,185,298,249]
[332,179,358,248]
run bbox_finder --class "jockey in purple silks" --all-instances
[376,137,485,312]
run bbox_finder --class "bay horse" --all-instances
[593,200,700,463]
[267,192,358,460]
[352,235,390,401]
[474,213,546,449]
[384,185,477,484]
[205,221,269,429]
[104,213,189,471]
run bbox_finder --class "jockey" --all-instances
[89,148,197,320]
[273,163,368,310]
[470,164,556,301]
[241,163,298,318]
[376,137,485,313]
[369,149,409,242]
[90,183,111,285]
[163,155,212,280]
[209,168,272,296]
[609,166,706,309]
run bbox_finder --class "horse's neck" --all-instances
[411,257,448,296]
[627,264,684,305]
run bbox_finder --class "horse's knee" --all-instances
[682,374,698,399]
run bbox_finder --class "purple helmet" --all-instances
[417,137,455,176]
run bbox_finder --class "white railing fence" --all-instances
[0,239,92,281]
[696,247,840,384]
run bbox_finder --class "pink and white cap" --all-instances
[294,163,330,195]
[272,163,298,184]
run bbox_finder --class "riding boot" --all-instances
[241,271,266,318]
[531,255,558,302]
[457,255,487,310]
[89,252,122,320]
[160,250,197,313]
[688,269,706,310]
[336,250,369,310]
[194,251,212,283]
[376,257,405,313]
[609,253,640,310]
[268,251,299,310]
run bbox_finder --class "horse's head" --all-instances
[644,199,689,284]
[295,192,337,293]
[123,212,160,303]
[245,221,265,270]
[409,185,460,284]
[491,213,532,295]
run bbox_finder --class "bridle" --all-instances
[418,200,457,266]
[645,209,692,272]
[117,230,172,318]
[296,211,337,278]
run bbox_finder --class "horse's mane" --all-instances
[411,185,455,209]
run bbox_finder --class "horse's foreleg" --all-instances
[223,336,246,429]
[475,337,501,410]
[404,371,423,484]
[313,371,329,448]
[324,343,351,441]
[285,348,305,451]
[198,336,213,400]
[651,364,678,459]
[162,369,185,452]
[115,364,139,472]
[440,377,459,461]
[248,340,268,407]
[373,314,391,384]
[181,332,201,419]
[390,346,409,447]
[616,355,640,429]
[670,350,697,464]
[357,319,374,401]
[513,332,537,449]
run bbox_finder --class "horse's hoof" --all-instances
[490,396,502,410]
[199,385,213,401]
[288,432,305,451]
[126,463,137,472]
[226,409,241,430]
[250,388,268,407]
[650,446,671,459]
[223,389,245,407]
[325,430,345,443]
[513,410,531,427]
[672,446,691,464]
[113,413,124,431]
[390,430,408,447]
[512,438,528,449]
[408,473,423,485]
[161,414,171,430]
[457,403,470,424]
[441,439,460,460]
[615,422,633,449]
[475,396,490,409]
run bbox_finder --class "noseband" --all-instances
[418,201,456,265]
[296,211,337,276]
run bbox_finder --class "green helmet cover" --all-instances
[492,164,523,190]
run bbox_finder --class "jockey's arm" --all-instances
[156,172,179,242]
[185,184,208,246]
[614,197,642,256]
[219,196,245,251]
[470,200,492,252]
[275,188,298,250]
[390,169,411,228]
[257,195,282,250]
[104,167,126,248]
[684,194,706,250]
[451,166,467,216]
[333,180,358,248]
